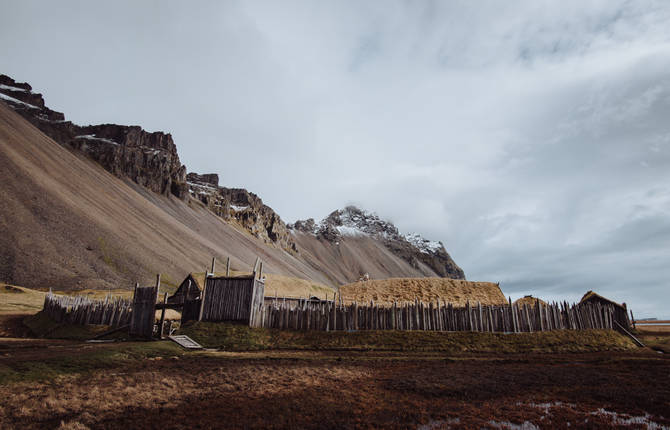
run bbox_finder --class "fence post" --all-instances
[159,292,168,338]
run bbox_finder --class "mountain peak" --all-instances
[290,206,465,280]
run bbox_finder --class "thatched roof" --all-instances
[339,277,507,306]
[514,295,547,307]
[579,290,626,309]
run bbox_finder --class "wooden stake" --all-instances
[226,257,231,276]
[253,256,260,272]
[158,292,167,338]
[198,279,208,321]
[211,257,216,274]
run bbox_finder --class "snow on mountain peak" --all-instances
[404,233,443,253]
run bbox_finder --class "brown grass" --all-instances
[339,277,507,306]
[0,347,668,429]
[0,284,46,315]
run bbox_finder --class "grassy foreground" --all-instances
[180,321,637,353]
[0,342,183,385]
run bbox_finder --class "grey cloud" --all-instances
[1,0,669,317]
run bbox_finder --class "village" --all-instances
[1,257,668,428]
[40,256,640,344]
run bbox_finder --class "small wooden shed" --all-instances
[168,271,266,327]
[167,273,204,305]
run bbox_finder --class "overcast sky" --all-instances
[2,0,669,317]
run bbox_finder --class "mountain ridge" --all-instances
[1,72,466,290]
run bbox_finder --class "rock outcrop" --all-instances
[0,74,187,198]
[187,172,297,254]
[290,206,466,280]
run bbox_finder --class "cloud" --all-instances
[1,0,669,317]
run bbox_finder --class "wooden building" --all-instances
[167,273,203,304]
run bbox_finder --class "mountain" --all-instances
[0,75,188,198]
[288,206,465,286]
[0,73,466,291]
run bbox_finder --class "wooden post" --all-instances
[258,261,263,280]
[198,278,208,321]
[211,257,216,274]
[253,256,260,273]
[159,292,167,338]
[225,257,231,276]
[184,280,191,304]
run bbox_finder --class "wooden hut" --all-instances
[167,273,203,304]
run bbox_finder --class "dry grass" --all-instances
[0,284,46,315]
[514,295,547,307]
[0,346,667,429]
[339,277,507,306]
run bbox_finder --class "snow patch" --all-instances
[75,135,119,146]
[405,233,442,253]
[0,92,40,109]
[230,205,249,211]
[187,181,216,191]
[0,84,30,93]
[336,225,368,237]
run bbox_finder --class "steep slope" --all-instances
[0,74,296,254]
[0,102,332,291]
[1,73,469,292]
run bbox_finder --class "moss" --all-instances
[179,322,637,354]
[24,311,113,340]
[0,342,183,385]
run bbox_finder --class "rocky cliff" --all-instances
[290,206,465,280]
[187,172,297,253]
[0,74,188,198]
[1,73,465,284]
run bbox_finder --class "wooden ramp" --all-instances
[168,335,203,350]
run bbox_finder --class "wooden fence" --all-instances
[42,291,132,327]
[258,298,630,333]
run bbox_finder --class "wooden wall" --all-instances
[129,286,158,338]
[257,299,630,333]
[42,291,132,327]
[200,276,265,326]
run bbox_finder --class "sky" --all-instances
[1,0,669,317]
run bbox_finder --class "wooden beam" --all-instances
[226,257,231,276]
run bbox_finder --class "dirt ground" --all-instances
[1,339,669,429]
